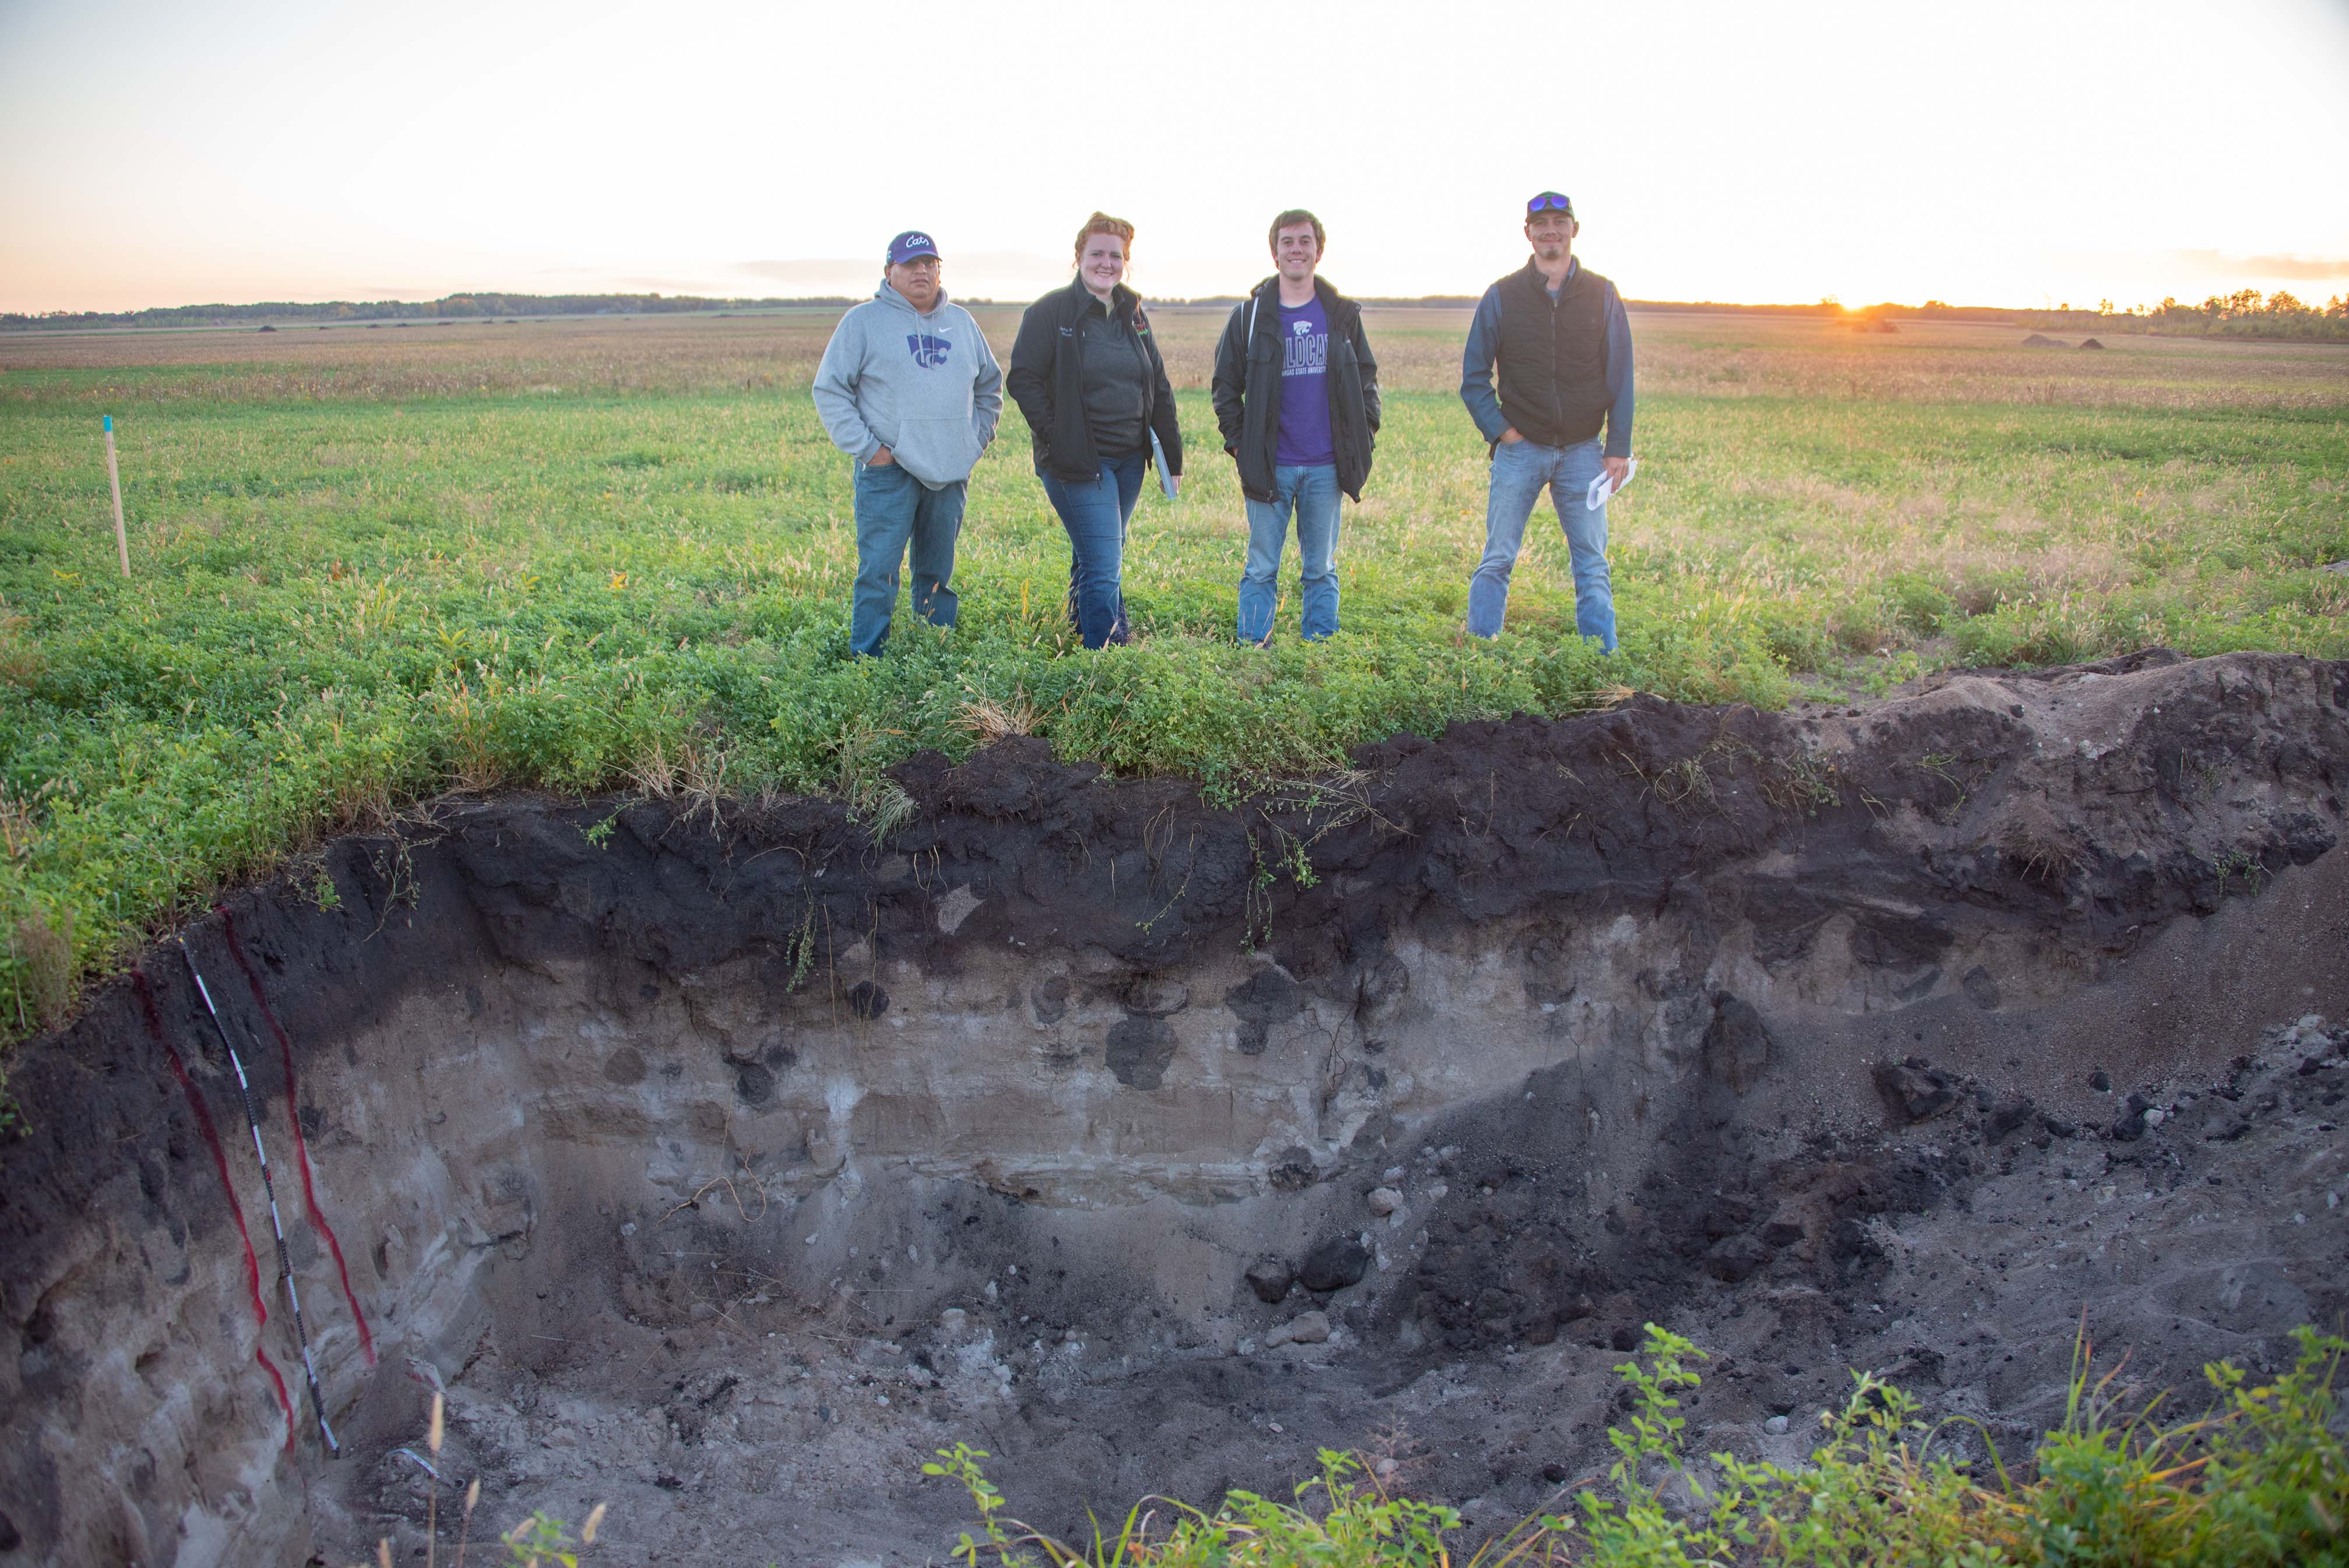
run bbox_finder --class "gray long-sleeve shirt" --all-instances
[1460,256,1636,457]
[812,282,1003,488]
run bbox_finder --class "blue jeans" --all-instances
[1235,463,1341,644]
[1467,435,1617,650]
[850,460,964,657]
[1037,450,1146,649]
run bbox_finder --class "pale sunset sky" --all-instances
[2,0,2346,315]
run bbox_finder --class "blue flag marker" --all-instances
[104,414,113,434]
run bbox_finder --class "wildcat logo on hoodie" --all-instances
[905,332,954,368]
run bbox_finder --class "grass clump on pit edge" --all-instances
[915,1323,2349,1567]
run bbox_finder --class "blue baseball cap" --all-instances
[886,230,941,266]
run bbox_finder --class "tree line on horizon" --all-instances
[2010,290,2349,343]
[0,291,848,332]
[5,287,2344,342]
[0,290,1894,330]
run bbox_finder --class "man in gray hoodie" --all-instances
[813,230,1004,656]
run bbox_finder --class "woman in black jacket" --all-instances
[1006,212,1184,649]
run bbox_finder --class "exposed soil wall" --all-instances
[3,650,2346,1566]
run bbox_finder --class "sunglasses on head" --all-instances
[1526,193,1573,215]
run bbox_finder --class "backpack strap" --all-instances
[1237,287,1263,396]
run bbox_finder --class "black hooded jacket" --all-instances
[1007,279,1184,483]
[1210,276,1380,503]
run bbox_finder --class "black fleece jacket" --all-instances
[1007,279,1183,483]
[1210,276,1380,503]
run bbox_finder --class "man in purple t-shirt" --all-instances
[1275,290,1335,469]
[1211,210,1381,644]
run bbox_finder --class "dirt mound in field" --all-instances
[2022,333,2068,346]
[3,650,2346,1566]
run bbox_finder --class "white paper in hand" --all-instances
[1584,456,1637,510]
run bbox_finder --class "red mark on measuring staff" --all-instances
[219,907,376,1366]
[133,967,294,1449]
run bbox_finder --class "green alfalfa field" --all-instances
[1,305,2346,1054]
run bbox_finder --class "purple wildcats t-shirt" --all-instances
[1274,295,1335,467]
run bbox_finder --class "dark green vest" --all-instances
[1494,259,1612,448]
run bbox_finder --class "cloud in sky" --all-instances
[2171,251,2349,283]
[3,0,2346,314]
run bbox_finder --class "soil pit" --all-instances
[4,649,2347,1566]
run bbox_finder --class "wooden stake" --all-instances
[103,415,129,576]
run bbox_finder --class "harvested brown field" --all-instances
[6,308,2343,411]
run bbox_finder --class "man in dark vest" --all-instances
[1459,191,1635,650]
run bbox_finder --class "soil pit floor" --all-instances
[2,648,2347,1566]
[360,1018,2349,1565]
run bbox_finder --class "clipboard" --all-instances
[1148,428,1178,499]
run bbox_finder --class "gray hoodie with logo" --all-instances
[812,283,1003,489]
